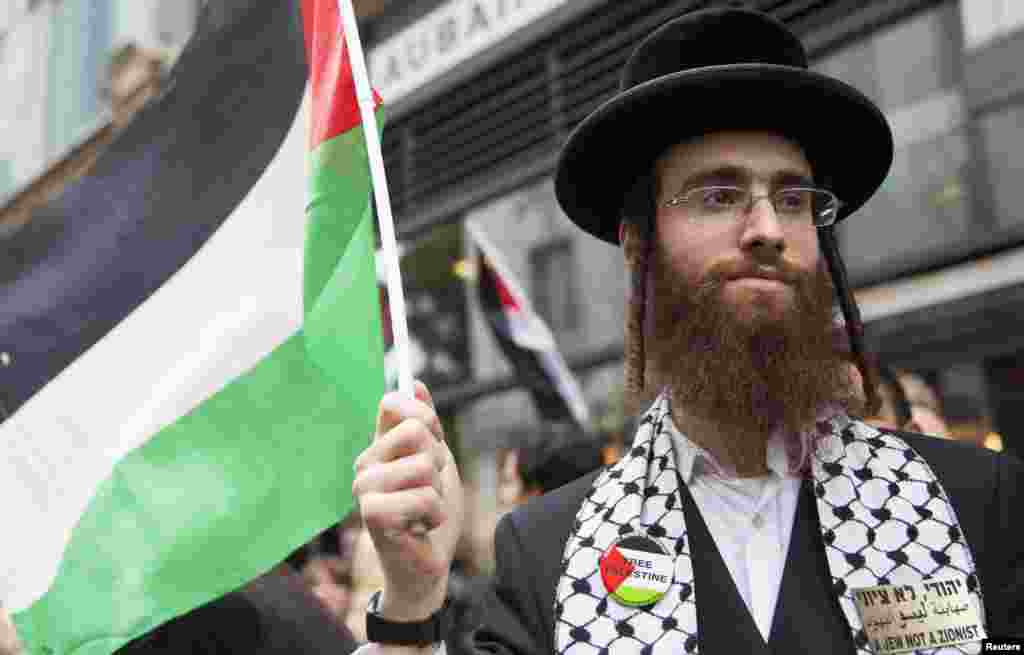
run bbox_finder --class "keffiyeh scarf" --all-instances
[554,394,984,654]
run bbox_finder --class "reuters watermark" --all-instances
[984,638,1024,652]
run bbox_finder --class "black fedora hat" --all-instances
[554,7,894,245]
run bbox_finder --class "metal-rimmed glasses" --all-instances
[662,185,843,227]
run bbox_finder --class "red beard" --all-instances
[646,245,862,472]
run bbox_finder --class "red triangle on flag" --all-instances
[301,0,383,149]
[600,545,635,594]
[482,256,522,314]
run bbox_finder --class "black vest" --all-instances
[678,478,857,654]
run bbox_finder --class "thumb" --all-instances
[414,380,436,411]
[0,607,22,655]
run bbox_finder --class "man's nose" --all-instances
[738,194,785,259]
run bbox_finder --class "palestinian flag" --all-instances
[3,1,385,652]
[599,536,674,608]
[469,222,590,429]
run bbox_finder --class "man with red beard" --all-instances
[351,7,1023,655]
[638,130,862,478]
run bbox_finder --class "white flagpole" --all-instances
[336,0,414,398]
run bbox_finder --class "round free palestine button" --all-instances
[600,535,674,607]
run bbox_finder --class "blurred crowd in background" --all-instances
[282,418,606,649]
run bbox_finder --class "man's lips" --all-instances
[724,270,793,285]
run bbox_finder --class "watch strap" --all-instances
[366,590,449,646]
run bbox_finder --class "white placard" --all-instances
[854,577,986,654]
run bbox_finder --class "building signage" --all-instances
[368,0,570,104]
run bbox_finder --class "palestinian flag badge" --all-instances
[599,535,674,607]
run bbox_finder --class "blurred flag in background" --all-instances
[469,221,590,430]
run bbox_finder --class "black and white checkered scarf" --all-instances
[554,394,983,654]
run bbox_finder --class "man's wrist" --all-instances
[367,588,451,647]
[376,583,448,622]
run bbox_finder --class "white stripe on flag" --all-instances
[0,91,311,612]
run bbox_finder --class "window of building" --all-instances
[814,1,976,285]
[530,238,578,335]
[816,4,961,112]
[1,2,50,196]
[978,103,1024,232]
[0,159,12,203]
[157,0,202,46]
[46,0,113,159]
[0,1,43,35]
[962,0,1024,50]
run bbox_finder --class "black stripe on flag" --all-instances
[0,0,308,420]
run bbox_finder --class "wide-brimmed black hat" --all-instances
[554,7,894,245]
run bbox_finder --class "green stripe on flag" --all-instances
[14,114,385,655]
[305,114,381,316]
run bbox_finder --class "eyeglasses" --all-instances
[663,185,843,227]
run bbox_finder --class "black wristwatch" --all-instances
[366,590,450,646]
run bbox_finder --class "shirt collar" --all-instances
[664,414,793,483]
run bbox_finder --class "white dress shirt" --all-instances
[665,417,802,642]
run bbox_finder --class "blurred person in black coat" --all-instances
[863,364,914,431]
[114,570,359,655]
[899,371,953,438]
[518,433,605,497]
[447,432,605,655]
[287,518,362,629]
[856,361,952,439]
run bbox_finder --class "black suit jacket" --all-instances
[115,571,359,655]
[469,433,1024,654]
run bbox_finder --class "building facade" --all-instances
[361,0,1024,459]
[0,0,202,208]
